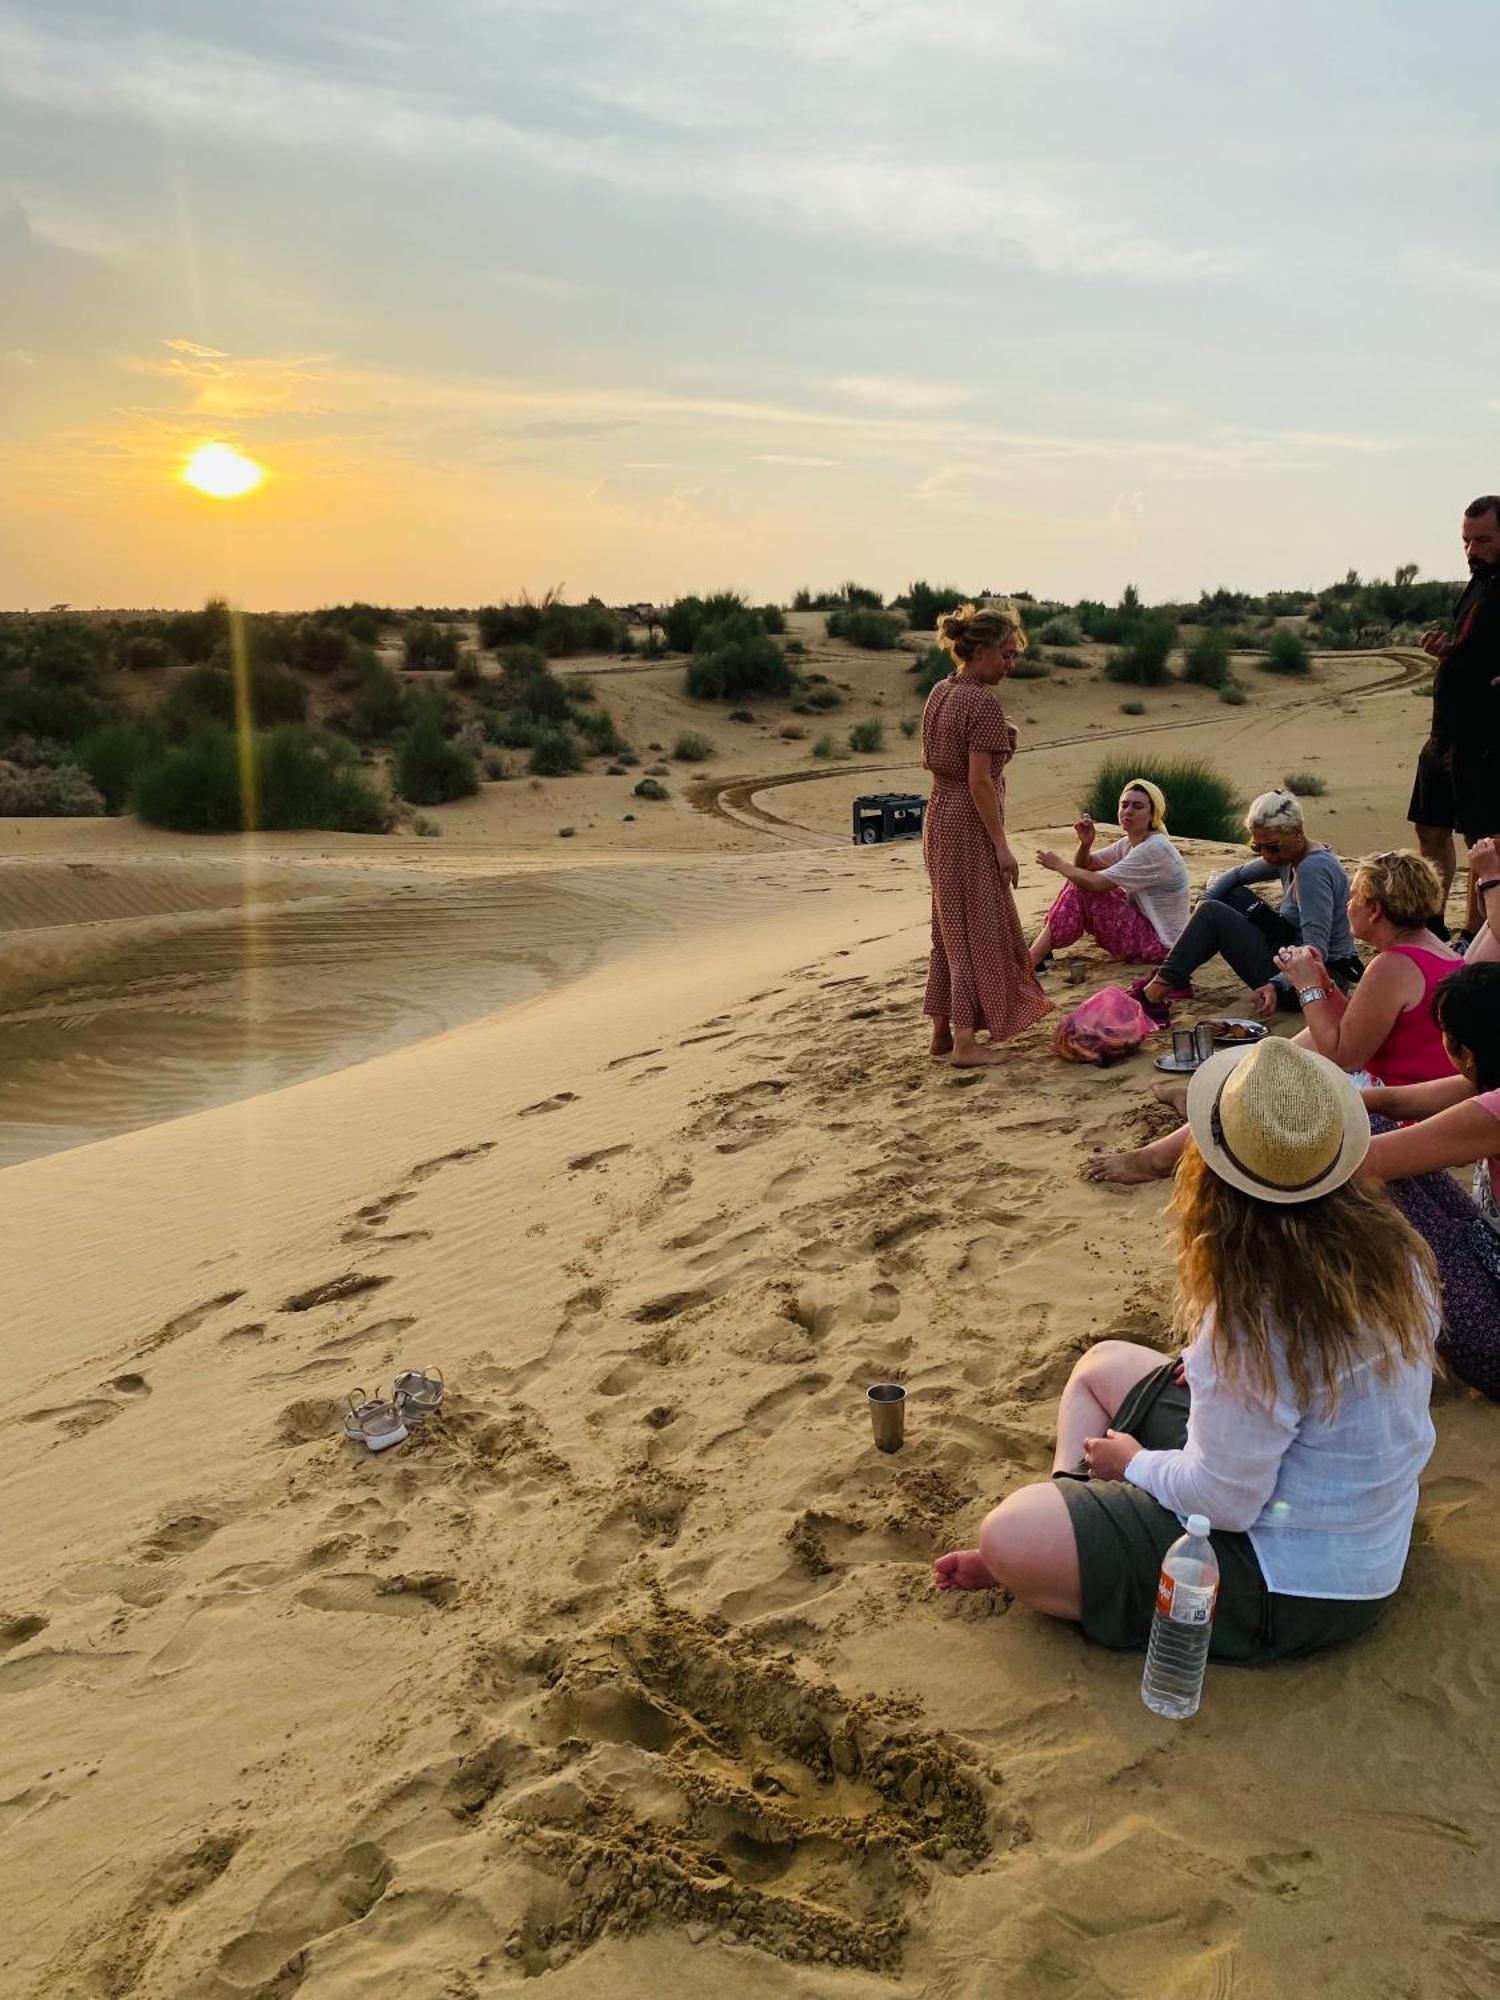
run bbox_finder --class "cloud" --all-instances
[1399,249,1500,298]
[165,338,230,358]
[751,453,839,466]
[827,376,969,413]
[513,419,637,439]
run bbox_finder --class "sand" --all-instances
[4,634,1499,1998]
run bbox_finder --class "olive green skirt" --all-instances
[1056,1362,1387,1665]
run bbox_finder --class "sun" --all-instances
[182,442,265,500]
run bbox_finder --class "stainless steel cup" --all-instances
[867,1382,906,1453]
[1193,1021,1217,1064]
[1172,1027,1197,1066]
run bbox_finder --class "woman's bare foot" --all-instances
[933,1549,998,1591]
[1083,1148,1171,1185]
[951,1046,1009,1067]
[1151,1078,1190,1115]
[929,1026,954,1057]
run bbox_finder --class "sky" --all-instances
[1,0,1497,610]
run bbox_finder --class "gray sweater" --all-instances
[1206,846,1356,968]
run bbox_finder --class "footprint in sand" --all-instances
[518,1091,579,1116]
[280,1272,392,1313]
[216,1322,267,1347]
[136,1290,247,1356]
[0,1612,48,1653]
[568,1144,632,1172]
[20,1397,124,1440]
[296,1572,459,1616]
[607,1048,662,1068]
[205,1842,391,1993]
[138,1511,225,1562]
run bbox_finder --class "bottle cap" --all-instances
[1185,1513,1211,1537]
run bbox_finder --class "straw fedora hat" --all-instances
[1185,1037,1369,1204]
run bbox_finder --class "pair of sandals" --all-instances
[343,1368,444,1452]
[1128,974,1192,1029]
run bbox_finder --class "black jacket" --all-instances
[1433,563,1500,747]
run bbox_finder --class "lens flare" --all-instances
[182,442,264,499]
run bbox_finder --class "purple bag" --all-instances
[1052,985,1153,1067]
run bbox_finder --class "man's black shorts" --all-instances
[1408,736,1500,841]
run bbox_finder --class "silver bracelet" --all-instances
[1297,984,1329,1007]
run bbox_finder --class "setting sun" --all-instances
[182,442,264,500]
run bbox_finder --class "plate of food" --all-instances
[1204,1018,1267,1046]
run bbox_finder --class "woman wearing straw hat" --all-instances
[936,1039,1439,1662]
[1028,778,1191,973]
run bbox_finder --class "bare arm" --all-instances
[1037,852,1121,892]
[1363,1100,1500,1182]
[1362,1073,1476,1120]
[968,750,1018,886]
[1295,951,1415,1073]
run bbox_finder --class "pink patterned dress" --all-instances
[921,674,1052,1040]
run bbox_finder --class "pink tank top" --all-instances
[1369,945,1460,1086]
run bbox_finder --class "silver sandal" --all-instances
[342,1389,409,1452]
[392,1367,444,1422]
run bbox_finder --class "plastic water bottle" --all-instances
[1141,1514,1219,1720]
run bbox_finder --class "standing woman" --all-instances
[922,602,1052,1066]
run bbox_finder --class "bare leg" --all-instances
[1029,922,1054,969]
[934,1484,1082,1620]
[1415,823,1456,912]
[1149,1077,1189,1114]
[1084,1122,1190,1185]
[1052,1339,1171,1470]
[951,1027,1008,1068]
[928,1018,954,1057]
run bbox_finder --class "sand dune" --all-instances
[4,639,1499,1997]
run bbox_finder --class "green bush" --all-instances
[536,601,624,657]
[848,719,884,752]
[811,734,847,760]
[804,684,843,710]
[1052,651,1088,670]
[1010,652,1048,678]
[1082,754,1239,842]
[0,759,105,816]
[477,600,544,649]
[118,632,178,672]
[1219,680,1248,706]
[1262,629,1312,675]
[825,606,903,649]
[73,722,164,814]
[1040,614,1083,645]
[673,732,715,761]
[664,591,751,653]
[579,708,625,755]
[412,813,441,837]
[1283,770,1328,796]
[900,716,919,738]
[900,581,966,631]
[281,619,353,673]
[528,726,585,777]
[1120,701,1146,716]
[396,713,480,804]
[404,620,461,671]
[684,615,794,701]
[497,644,547,681]
[347,659,410,740]
[633,777,669,800]
[162,601,233,662]
[161,659,307,732]
[1104,618,1177,686]
[759,603,786,635]
[914,646,951,695]
[451,653,483,691]
[1181,626,1233,688]
[134,727,388,832]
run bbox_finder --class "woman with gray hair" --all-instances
[1129,788,1362,1027]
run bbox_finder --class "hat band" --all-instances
[1209,1085,1341,1195]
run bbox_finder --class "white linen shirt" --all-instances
[1095,833,1191,947]
[1124,1299,1437,1600]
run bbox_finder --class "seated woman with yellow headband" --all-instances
[1030,777,1191,972]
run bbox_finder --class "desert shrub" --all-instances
[803,581,883,611]
[536,601,624,657]
[0,667,118,743]
[1262,629,1312,675]
[312,602,388,644]
[162,600,233,663]
[134,726,387,832]
[1219,680,1248,706]
[528,726,585,777]
[1010,653,1048,678]
[1083,754,1239,842]
[664,591,751,653]
[578,708,625,755]
[0,759,105,816]
[1120,701,1146,716]
[913,646,951,696]
[900,716,919,738]
[1283,770,1328,796]
[674,732,714,761]
[118,632,178,672]
[496,644,548,682]
[811,734,845,760]
[848,719,884,752]
[0,735,66,768]
[450,653,483,691]
[1104,618,1177,686]
[633,777,668,800]
[1040,614,1083,646]
[404,620,461,671]
[488,714,538,749]
[759,604,786,635]
[477,601,544,649]
[1052,651,1088,670]
[347,659,411,740]
[825,606,903,649]
[803,684,843,710]
[1181,626,1233,688]
[73,722,165,814]
[412,814,441,837]
[900,581,966,631]
[281,619,353,674]
[779,723,807,740]
[482,751,508,780]
[728,709,755,723]
[684,615,793,701]
[162,659,307,731]
[396,712,480,804]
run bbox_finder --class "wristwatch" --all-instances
[1297,985,1329,1007]
[1477,878,1500,897]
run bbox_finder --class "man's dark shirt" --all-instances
[1432,561,1500,747]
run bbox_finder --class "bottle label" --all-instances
[1156,1574,1218,1625]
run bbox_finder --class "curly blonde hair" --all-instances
[1169,1144,1435,1413]
[936,599,1027,666]
[1350,849,1443,927]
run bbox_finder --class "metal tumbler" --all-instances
[867,1382,906,1453]
[1193,1021,1217,1064]
[1171,1027,1197,1066]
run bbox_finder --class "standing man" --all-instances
[1408,495,1500,938]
